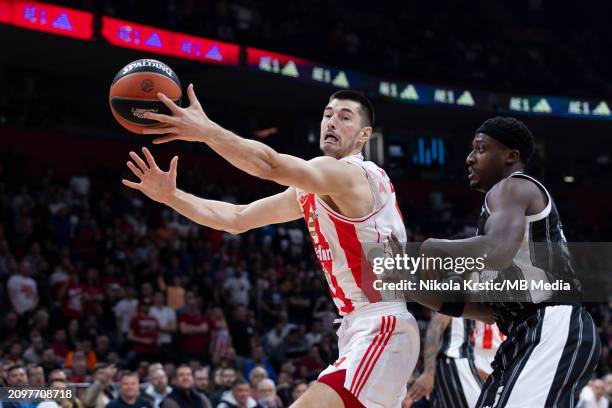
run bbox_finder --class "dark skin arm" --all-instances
[422,177,546,269]
[413,177,547,321]
[406,313,451,401]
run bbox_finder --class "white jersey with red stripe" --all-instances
[472,321,505,375]
[296,153,407,316]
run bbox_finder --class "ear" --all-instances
[506,149,520,165]
[358,127,373,144]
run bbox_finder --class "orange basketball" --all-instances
[109,59,182,133]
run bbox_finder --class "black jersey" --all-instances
[474,172,581,334]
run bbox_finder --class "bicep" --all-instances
[267,155,361,195]
[234,187,302,232]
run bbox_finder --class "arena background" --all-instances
[0,0,610,407]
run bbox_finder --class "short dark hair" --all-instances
[329,90,375,127]
[476,116,535,164]
[119,370,138,381]
[231,379,250,390]
[8,365,25,374]
[174,364,192,378]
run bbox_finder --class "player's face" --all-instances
[320,99,366,159]
[466,134,508,192]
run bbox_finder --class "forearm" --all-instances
[424,235,515,270]
[203,127,279,179]
[166,189,245,234]
[423,316,446,374]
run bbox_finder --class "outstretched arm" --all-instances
[122,147,302,234]
[141,85,365,196]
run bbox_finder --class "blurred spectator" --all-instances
[82,364,118,408]
[7,259,38,319]
[106,371,152,408]
[114,287,138,337]
[256,379,283,408]
[223,268,251,307]
[127,300,160,364]
[49,376,84,408]
[142,367,172,408]
[216,379,258,408]
[248,366,268,400]
[296,346,323,381]
[227,305,255,358]
[6,364,28,386]
[289,382,307,405]
[26,364,45,386]
[210,368,237,406]
[194,367,212,396]
[149,292,176,362]
[244,347,276,382]
[177,292,209,363]
[23,331,45,364]
[160,365,211,408]
[52,329,70,359]
[304,319,323,347]
[578,378,609,408]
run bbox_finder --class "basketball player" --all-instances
[472,322,504,382]
[406,315,481,408]
[122,86,420,408]
[411,117,601,407]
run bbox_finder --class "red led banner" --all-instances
[102,16,174,56]
[0,0,12,24]
[102,17,240,66]
[12,0,93,39]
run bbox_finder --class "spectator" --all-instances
[304,319,324,347]
[256,379,283,408]
[244,347,276,382]
[41,348,61,374]
[160,365,212,408]
[177,292,209,363]
[49,376,84,408]
[106,371,152,408]
[52,329,70,359]
[7,260,38,318]
[210,368,237,406]
[149,292,176,362]
[6,364,28,386]
[48,369,67,383]
[216,379,258,408]
[127,300,160,364]
[289,382,307,405]
[296,346,323,381]
[248,367,268,400]
[194,367,211,396]
[227,305,255,358]
[94,335,112,362]
[142,367,172,408]
[23,331,45,364]
[578,378,609,408]
[223,268,251,307]
[82,364,118,408]
[26,364,45,386]
[113,287,138,337]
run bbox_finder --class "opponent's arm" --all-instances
[140,85,364,196]
[421,177,532,270]
[122,148,302,234]
[406,313,450,401]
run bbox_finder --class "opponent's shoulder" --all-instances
[487,176,540,210]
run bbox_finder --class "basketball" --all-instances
[109,59,182,133]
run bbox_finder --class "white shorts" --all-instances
[318,302,420,408]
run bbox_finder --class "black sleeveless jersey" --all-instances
[475,172,581,335]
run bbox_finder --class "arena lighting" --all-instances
[101,16,240,66]
[564,176,575,183]
[10,0,93,39]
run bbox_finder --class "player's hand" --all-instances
[122,147,178,205]
[141,83,223,144]
[406,372,434,401]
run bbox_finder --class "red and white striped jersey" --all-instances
[296,153,407,315]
